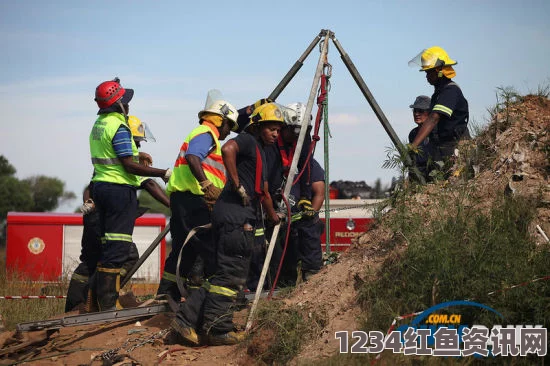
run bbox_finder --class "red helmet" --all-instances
[95,80,125,108]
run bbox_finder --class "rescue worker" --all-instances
[171,102,284,346]
[157,98,239,302]
[408,47,470,176]
[89,78,172,311]
[247,102,315,290]
[407,95,434,183]
[66,116,169,312]
[282,158,325,284]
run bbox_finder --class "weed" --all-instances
[358,193,549,335]
[247,300,326,365]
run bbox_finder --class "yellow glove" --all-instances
[297,198,315,219]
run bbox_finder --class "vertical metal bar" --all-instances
[247,30,332,332]
[323,93,331,255]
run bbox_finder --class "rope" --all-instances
[292,67,331,186]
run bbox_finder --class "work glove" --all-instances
[80,199,95,215]
[162,168,172,183]
[297,198,316,219]
[200,180,222,210]
[236,184,250,206]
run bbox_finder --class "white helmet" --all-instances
[198,100,239,131]
[284,102,311,126]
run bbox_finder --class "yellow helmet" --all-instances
[246,103,285,130]
[409,46,457,71]
[128,115,156,142]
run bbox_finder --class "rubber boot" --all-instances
[96,267,122,311]
[120,243,140,285]
[206,330,247,346]
[85,272,98,313]
[170,318,200,346]
[65,272,89,312]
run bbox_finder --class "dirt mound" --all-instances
[0,95,548,365]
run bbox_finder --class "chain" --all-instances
[99,328,170,362]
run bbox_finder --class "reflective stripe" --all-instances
[161,271,181,283]
[97,267,121,274]
[71,273,88,283]
[91,156,139,165]
[255,228,264,236]
[104,233,133,243]
[202,281,238,298]
[91,157,121,165]
[433,104,453,117]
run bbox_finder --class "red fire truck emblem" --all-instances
[27,237,45,255]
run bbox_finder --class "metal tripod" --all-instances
[246,29,423,332]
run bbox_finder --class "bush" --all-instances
[358,193,549,332]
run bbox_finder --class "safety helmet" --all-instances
[409,46,457,71]
[128,115,156,142]
[95,80,126,108]
[283,102,311,126]
[198,100,239,131]
[247,103,285,130]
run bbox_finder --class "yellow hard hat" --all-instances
[409,46,457,71]
[128,115,156,142]
[247,103,285,130]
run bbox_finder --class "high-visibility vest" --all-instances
[90,113,140,187]
[166,124,226,196]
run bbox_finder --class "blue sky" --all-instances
[1,0,549,212]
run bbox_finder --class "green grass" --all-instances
[247,299,327,365]
[0,249,67,330]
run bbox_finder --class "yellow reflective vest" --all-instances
[90,113,140,186]
[166,123,226,196]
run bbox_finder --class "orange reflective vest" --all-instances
[166,123,226,196]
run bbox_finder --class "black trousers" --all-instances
[93,183,138,268]
[175,222,254,335]
[164,191,215,282]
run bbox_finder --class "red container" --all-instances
[320,217,373,252]
[6,212,166,282]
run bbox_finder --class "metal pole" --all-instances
[246,30,332,332]
[329,35,425,184]
[323,96,331,255]
[268,30,325,101]
[121,223,170,288]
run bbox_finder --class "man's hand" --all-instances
[236,185,250,206]
[162,168,172,183]
[80,199,95,215]
[200,180,222,210]
[139,152,153,166]
[297,198,316,219]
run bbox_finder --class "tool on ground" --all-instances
[120,223,170,288]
